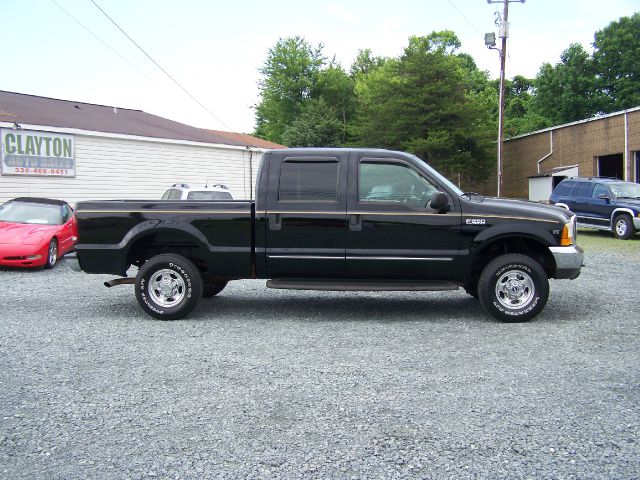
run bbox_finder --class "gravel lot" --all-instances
[1,247,639,479]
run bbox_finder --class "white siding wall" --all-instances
[0,132,263,205]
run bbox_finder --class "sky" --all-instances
[1,0,638,134]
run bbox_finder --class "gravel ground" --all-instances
[1,250,639,479]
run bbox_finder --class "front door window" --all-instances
[359,162,437,209]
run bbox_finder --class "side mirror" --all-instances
[598,194,610,202]
[430,191,449,211]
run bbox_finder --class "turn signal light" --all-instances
[560,224,573,246]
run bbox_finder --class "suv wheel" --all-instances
[613,214,635,240]
[478,254,549,322]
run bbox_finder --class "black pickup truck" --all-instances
[69,148,583,322]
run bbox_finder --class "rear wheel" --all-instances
[478,254,549,322]
[44,238,58,269]
[613,214,635,240]
[135,254,202,320]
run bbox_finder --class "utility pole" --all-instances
[486,0,525,197]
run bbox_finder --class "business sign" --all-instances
[1,129,75,177]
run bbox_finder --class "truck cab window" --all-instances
[359,162,437,208]
[279,161,339,202]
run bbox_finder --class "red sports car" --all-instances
[0,197,78,269]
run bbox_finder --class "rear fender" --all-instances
[124,221,211,267]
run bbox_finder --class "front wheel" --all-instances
[613,214,635,240]
[477,254,549,322]
[135,254,202,320]
[44,238,58,269]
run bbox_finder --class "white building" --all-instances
[0,91,284,205]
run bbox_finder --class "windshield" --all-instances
[409,154,464,196]
[187,191,233,200]
[609,182,640,199]
[0,201,63,225]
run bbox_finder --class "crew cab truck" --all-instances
[69,148,584,322]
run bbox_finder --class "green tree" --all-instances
[281,98,343,147]
[593,13,640,111]
[315,65,356,144]
[254,37,325,144]
[502,75,551,136]
[350,33,495,189]
[532,43,601,124]
[349,49,386,76]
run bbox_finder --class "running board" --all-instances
[577,223,610,231]
[266,278,460,292]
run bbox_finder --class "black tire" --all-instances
[464,283,478,299]
[202,280,228,298]
[135,254,202,320]
[613,214,635,240]
[477,254,549,322]
[44,238,58,269]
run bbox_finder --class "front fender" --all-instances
[472,222,557,247]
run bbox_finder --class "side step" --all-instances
[266,278,459,292]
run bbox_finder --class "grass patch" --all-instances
[577,228,640,260]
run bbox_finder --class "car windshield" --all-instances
[187,191,233,200]
[0,202,62,225]
[609,182,640,199]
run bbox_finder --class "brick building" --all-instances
[500,107,640,200]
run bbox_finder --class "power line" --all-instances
[88,0,233,131]
[50,0,154,82]
[446,0,484,38]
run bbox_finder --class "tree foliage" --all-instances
[350,33,495,188]
[532,43,601,124]
[255,37,355,146]
[281,98,343,147]
[253,14,640,189]
[593,12,640,111]
[254,37,325,143]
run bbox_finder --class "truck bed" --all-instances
[74,199,254,277]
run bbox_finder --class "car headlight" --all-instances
[560,215,577,246]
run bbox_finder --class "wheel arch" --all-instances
[610,208,635,227]
[465,233,556,289]
[125,227,211,273]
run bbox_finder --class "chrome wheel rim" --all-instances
[495,269,535,309]
[149,269,186,307]
[48,241,57,266]
[615,219,627,236]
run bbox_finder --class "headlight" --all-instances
[560,215,576,246]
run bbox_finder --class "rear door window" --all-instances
[553,181,576,196]
[279,160,339,202]
[575,182,594,197]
